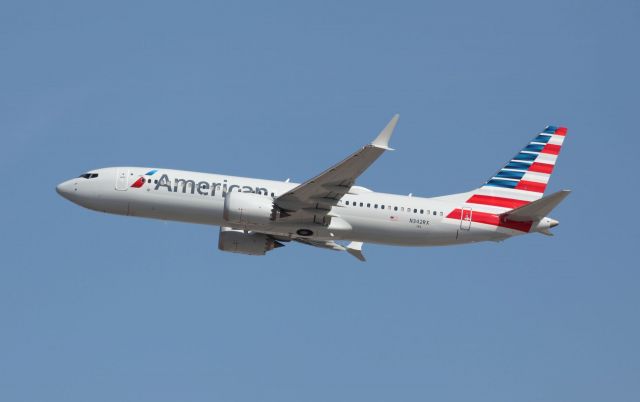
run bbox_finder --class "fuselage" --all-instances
[55,123,568,258]
[56,166,528,247]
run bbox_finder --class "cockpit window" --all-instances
[79,173,99,179]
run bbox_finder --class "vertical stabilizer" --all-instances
[443,126,569,234]
[466,126,568,212]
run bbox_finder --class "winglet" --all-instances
[346,241,366,262]
[371,114,399,150]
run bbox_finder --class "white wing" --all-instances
[274,114,399,224]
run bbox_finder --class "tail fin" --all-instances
[465,126,568,211]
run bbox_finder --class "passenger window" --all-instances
[394,206,398,211]
[374,204,378,209]
[381,205,385,210]
[346,201,349,205]
[433,211,437,216]
[360,202,363,207]
[413,209,417,213]
[420,209,424,214]
[367,203,371,208]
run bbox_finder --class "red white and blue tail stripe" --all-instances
[468,125,567,209]
[445,126,568,233]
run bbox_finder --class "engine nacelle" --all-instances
[223,191,274,226]
[218,227,283,256]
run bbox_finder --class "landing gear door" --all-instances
[115,168,129,191]
[460,207,472,230]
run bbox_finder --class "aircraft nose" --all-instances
[56,179,77,201]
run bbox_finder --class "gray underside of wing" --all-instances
[273,115,399,224]
[275,145,386,220]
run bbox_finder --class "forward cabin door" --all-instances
[115,168,129,191]
[460,207,472,230]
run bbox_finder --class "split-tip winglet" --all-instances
[371,114,399,150]
[346,241,366,262]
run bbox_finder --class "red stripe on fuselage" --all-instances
[466,195,530,209]
[446,209,532,232]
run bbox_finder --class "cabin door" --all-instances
[460,207,472,230]
[115,168,129,191]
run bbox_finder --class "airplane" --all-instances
[56,115,570,261]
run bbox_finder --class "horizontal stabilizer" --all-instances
[502,190,571,222]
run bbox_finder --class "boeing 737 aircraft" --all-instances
[56,116,570,261]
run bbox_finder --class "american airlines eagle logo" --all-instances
[130,169,158,188]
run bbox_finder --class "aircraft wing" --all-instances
[274,115,399,223]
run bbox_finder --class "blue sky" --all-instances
[1,1,639,401]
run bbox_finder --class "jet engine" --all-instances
[218,227,283,256]
[223,191,274,226]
